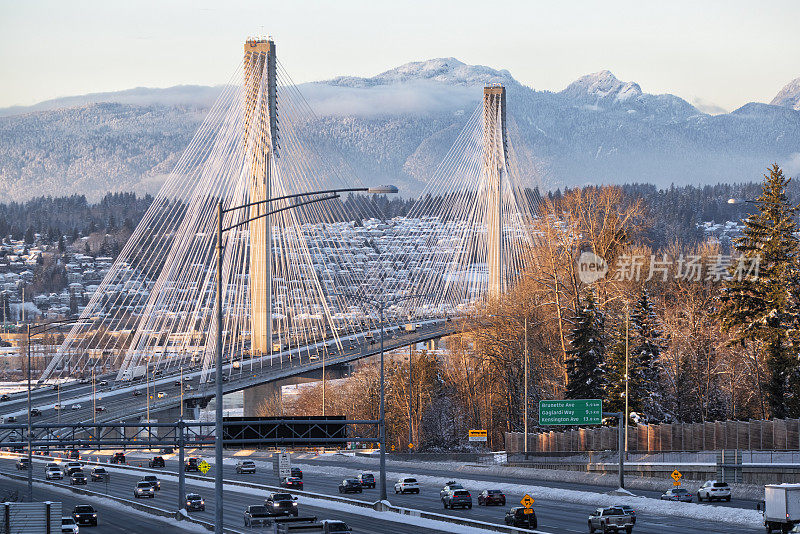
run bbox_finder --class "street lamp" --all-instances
[212,184,396,532]
[26,315,92,501]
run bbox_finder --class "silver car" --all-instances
[134,481,155,498]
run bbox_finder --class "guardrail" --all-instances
[6,450,539,534]
[0,469,245,534]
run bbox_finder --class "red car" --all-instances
[478,489,506,506]
[281,476,303,490]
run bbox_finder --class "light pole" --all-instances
[524,316,528,454]
[624,302,629,456]
[212,185,396,532]
[341,292,427,502]
[27,315,89,501]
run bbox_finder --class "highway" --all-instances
[0,475,184,534]
[1,319,456,430]
[61,450,761,534]
[0,455,455,534]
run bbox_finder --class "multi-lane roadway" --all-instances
[15,449,755,534]
[0,454,455,534]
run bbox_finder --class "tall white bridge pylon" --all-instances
[40,40,541,383]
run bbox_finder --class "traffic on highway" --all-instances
[0,448,764,534]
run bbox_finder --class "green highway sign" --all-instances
[539,399,602,425]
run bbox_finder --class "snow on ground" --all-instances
[18,476,210,533]
[76,449,765,527]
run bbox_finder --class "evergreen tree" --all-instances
[24,226,34,245]
[603,319,628,414]
[719,164,800,417]
[629,289,666,420]
[565,290,605,400]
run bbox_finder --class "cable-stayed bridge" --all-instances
[24,37,539,424]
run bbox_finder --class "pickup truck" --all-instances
[274,517,351,533]
[588,506,635,534]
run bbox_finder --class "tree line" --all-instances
[278,165,800,450]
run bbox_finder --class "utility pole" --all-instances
[92,368,96,423]
[523,316,528,455]
[214,201,224,534]
[378,301,387,502]
[624,302,629,456]
[26,324,33,501]
[408,344,412,451]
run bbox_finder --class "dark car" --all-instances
[15,458,31,470]
[30,408,41,416]
[185,457,201,472]
[478,489,506,506]
[356,473,375,489]
[338,479,363,494]
[661,488,693,502]
[505,506,537,529]
[281,476,303,490]
[141,475,161,490]
[290,467,303,479]
[72,505,97,526]
[243,505,270,527]
[67,449,80,459]
[0,394,10,401]
[442,489,472,510]
[148,456,165,468]
[6,416,17,423]
[70,471,88,485]
[159,447,174,454]
[439,481,463,499]
[111,452,126,464]
[90,467,108,481]
[133,390,142,396]
[265,492,298,516]
[185,493,205,511]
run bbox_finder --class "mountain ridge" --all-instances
[0,58,798,201]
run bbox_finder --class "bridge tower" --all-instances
[483,85,509,299]
[243,38,278,357]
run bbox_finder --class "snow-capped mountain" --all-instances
[0,59,798,201]
[327,57,516,88]
[771,77,800,110]
[561,70,643,103]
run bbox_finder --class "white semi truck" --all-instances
[763,484,800,533]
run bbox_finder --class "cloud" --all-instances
[297,81,482,117]
[691,97,728,115]
[783,152,800,177]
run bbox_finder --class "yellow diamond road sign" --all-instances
[521,494,534,508]
[198,460,211,474]
[671,469,682,482]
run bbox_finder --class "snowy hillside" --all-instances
[771,77,800,110]
[0,60,799,201]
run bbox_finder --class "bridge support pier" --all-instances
[242,365,351,417]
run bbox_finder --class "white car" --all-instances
[394,477,420,494]
[71,404,82,410]
[157,392,166,399]
[61,517,79,534]
[697,480,731,502]
[46,467,63,480]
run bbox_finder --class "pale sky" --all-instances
[1,0,798,112]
